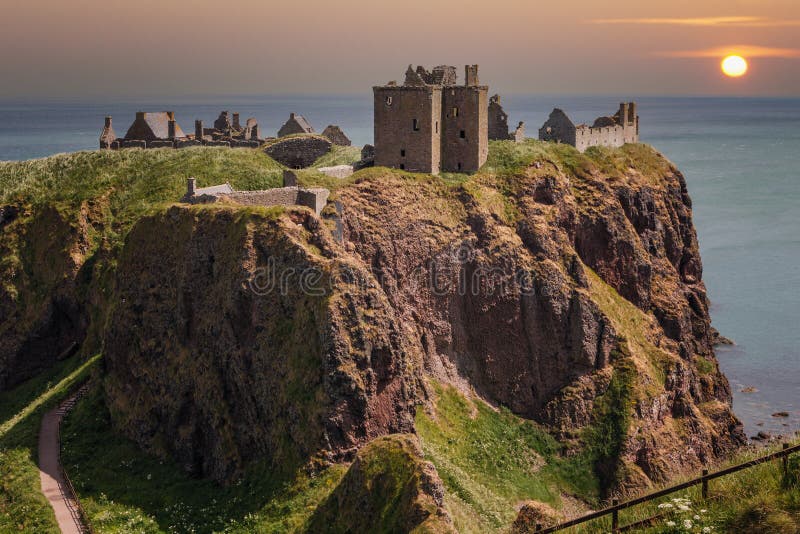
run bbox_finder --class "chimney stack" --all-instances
[104,116,112,128]
[465,65,479,86]
[136,111,146,121]
[195,120,203,141]
[251,124,259,140]
[233,113,240,129]
[168,119,177,139]
[187,177,196,197]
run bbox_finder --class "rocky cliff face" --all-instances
[0,202,98,390]
[99,143,744,494]
[102,205,416,480]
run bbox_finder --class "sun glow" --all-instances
[721,55,748,77]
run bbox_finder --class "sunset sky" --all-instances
[1,0,799,98]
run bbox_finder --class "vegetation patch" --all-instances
[415,381,597,533]
[62,383,346,534]
[307,434,452,534]
[0,353,99,533]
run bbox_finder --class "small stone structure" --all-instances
[318,165,354,179]
[321,125,352,146]
[278,113,315,137]
[264,135,332,169]
[100,110,262,150]
[488,95,524,143]
[539,103,639,152]
[99,116,116,149]
[354,144,375,170]
[373,64,488,174]
[182,177,330,216]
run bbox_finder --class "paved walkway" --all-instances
[38,390,89,534]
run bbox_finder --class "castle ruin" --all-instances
[182,176,330,216]
[373,65,489,174]
[539,103,639,152]
[488,95,524,143]
[100,110,263,150]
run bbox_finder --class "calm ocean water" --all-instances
[1,95,798,437]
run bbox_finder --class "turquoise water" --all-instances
[1,95,798,437]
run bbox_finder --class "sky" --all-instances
[1,0,799,98]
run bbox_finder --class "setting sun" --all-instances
[722,55,748,77]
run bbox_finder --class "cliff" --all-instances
[0,142,745,531]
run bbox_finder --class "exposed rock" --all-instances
[103,206,417,480]
[318,165,354,179]
[710,327,735,345]
[0,203,95,390]
[307,434,454,533]
[264,135,332,169]
[512,501,563,532]
[772,412,790,418]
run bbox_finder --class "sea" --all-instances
[1,95,798,439]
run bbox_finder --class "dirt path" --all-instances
[38,388,89,534]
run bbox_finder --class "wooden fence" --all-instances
[57,382,95,534]
[537,442,800,533]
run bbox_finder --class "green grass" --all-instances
[0,353,100,533]
[307,434,453,534]
[61,386,347,533]
[556,441,800,533]
[312,145,361,168]
[415,381,597,533]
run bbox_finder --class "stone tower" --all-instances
[373,64,488,174]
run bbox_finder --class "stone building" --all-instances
[182,177,330,216]
[539,103,639,152]
[278,113,315,137]
[124,111,186,143]
[321,125,351,146]
[263,135,332,168]
[488,95,525,143]
[101,110,262,150]
[373,64,489,174]
[99,116,116,149]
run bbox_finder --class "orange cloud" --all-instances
[658,45,800,58]
[590,16,800,27]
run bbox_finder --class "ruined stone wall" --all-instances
[222,187,330,215]
[373,86,442,174]
[539,110,577,147]
[263,136,332,168]
[441,86,488,172]
[575,125,625,152]
[225,189,300,207]
[488,96,510,141]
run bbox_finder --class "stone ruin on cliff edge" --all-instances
[181,174,329,216]
[538,102,640,152]
[99,110,263,149]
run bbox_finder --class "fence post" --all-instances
[612,498,619,531]
[702,469,709,499]
[783,443,790,479]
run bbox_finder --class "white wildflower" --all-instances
[678,505,691,511]
[703,528,712,533]
[658,503,674,509]
[684,519,694,529]
[694,514,701,520]
[666,521,676,527]
[700,509,707,513]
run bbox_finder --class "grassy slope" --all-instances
[61,385,346,534]
[415,382,596,533]
[0,353,100,533]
